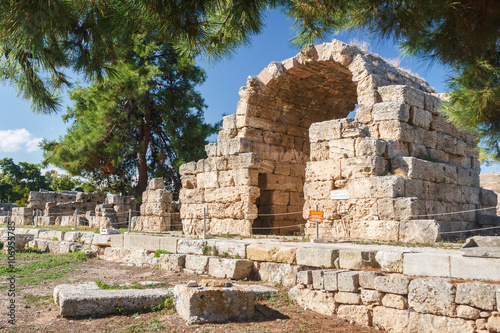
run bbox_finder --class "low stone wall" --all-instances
[290,270,500,332]
[5,227,500,332]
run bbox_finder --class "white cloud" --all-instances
[0,128,43,153]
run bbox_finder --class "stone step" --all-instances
[462,247,500,259]
[54,282,173,317]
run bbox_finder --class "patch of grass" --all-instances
[222,251,229,258]
[96,280,169,290]
[51,236,59,241]
[234,254,242,259]
[202,244,210,255]
[125,321,147,332]
[22,294,51,304]
[212,245,219,256]
[150,295,175,314]
[23,246,42,254]
[153,249,171,258]
[0,251,87,285]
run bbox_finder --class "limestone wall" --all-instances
[132,178,175,232]
[93,195,137,229]
[178,39,497,240]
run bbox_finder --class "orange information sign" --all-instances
[309,210,324,223]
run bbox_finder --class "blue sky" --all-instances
[1,10,498,173]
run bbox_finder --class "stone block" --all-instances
[399,220,440,244]
[177,239,207,255]
[355,137,386,156]
[335,292,361,305]
[55,282,173,317]
[295,247,338,268]
[297,270,312,285]
[311,270,324,290]
[92,234,112,246]
[403,252,451,277]
[372,306,410,333]
[185,255,210,274]
[246,244,297,264]
[408,278,456,317]
[375,275,410,295]
[208,258,253,280]
[408,312,475,333]
[359,271,383,289]
[126,234,161,252]
[378,85,425,109]
[159,254,185,272]
[347,176,405,199]
[489,314,500,332]
[174,281,255,324]
[375,251,404,273]
[159,237,177,253]
[450,256,500,281]
[109,235,124,248]
[360,289,382,306]
[410,106,432,129]
[256,262,301,288]
[337,271,360,292]
[373,102,410,122]
[324,270,346,291]
[338,249,378,270]
[337,305,372,327]
[205,240,246,259]
[456,305,480,320]
[288,286,337,316]
[455,282,497,311]
[382,294,408,310]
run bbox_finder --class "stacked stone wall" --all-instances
[132,178,174,232]
[179,39,498,240]
[94,195,137,229]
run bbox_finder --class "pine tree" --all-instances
[41,35,216,197]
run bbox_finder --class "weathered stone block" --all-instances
[456,305,480,320]
[338,249,378,270]
[382,293,408,310]
[359,271,383,289]
[373,102,410,122]
[335,292,361,305]
[375,251,404,273]
[337,305,372,327]
[311,270,324,290]
[297,270,312,285]
[256,262,300,287]
[159,254,186,272]
[360,289,382,306]
[337,271,360,292]
[208,258,253,280]
[455,282,497,311]
[372,306,410,333]
[184,255,210,274]
[375,275,410,295]
[399,220,440,243]
[246,244,297,264]
[174,281,255,324]
[177,239,207,255]
[403,252,451,277]
[408,278,456,317]
[288,286,337,316]
[408,312,475,333]
[295,247,338,268]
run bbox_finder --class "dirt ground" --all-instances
[0,257,382,333]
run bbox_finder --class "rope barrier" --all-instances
[440,225,500,234]
[414,206,497,218]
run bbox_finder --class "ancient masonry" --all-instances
[132,178,180,232]
[23,191,136,229]
[179,39,499,240]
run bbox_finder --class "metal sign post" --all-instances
[309,205,324,243]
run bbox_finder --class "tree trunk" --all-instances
[136,106,151,198]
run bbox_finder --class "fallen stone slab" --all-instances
[54,282,173,317]
[174,279,255,324]
[462,247,500,258]
[462,236,500,248]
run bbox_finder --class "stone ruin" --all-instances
[179,39,499,241]
[132,178,181,232]
[19,190,137,229]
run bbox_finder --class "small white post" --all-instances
[73,209,77,230]
[128,209,132,233]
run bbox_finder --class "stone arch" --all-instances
[179,40,488,241]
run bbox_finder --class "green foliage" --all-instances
[233,253,242,259]
[202,244,210,255]
[96,280,169,290]
[0,158,50,205]
[212,245,219,256]
[153,249,171,258]
[42,34,216,196]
